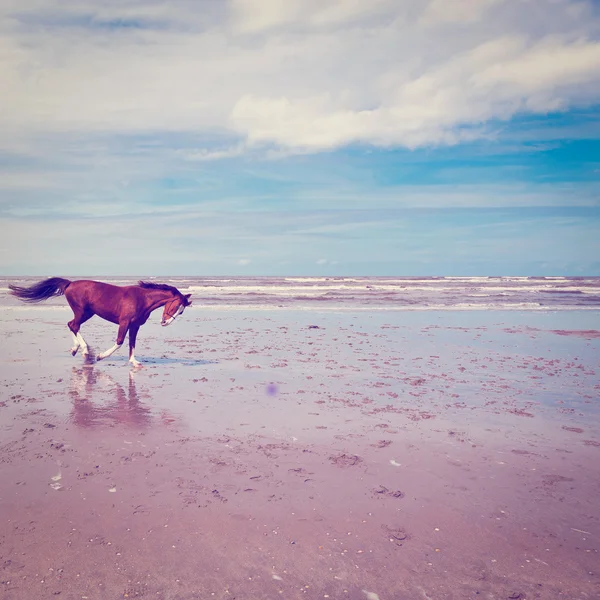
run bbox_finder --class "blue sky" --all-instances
[0,0,599,276]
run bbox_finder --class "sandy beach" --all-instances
[1,304,599,599]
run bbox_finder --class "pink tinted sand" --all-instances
[0,308,599,599]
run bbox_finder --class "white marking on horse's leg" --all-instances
[97,343,122,361]
[70,332,80,356]
[129,348,142,368]
[76,332,89,356]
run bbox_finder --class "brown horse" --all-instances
[9,278,191,367]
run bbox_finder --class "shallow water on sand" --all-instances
[0,308,599,599]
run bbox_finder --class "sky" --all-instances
[0,0,599,276]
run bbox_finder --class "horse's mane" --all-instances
[138,281,180,294]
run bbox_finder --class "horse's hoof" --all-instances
[70,348,78,356]
[96,355,103,361]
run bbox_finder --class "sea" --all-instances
[1,276,599,311]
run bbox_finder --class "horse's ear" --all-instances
[185,294,191,299]
[184,293,192,305]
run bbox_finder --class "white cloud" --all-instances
[0,0,599,154]
[420,0,501,25]
[230,35,600,150]
[474,37,600,92]
[182,144,246,161]
[229,0,398,32]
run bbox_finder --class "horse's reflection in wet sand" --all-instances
[69,366,153,429]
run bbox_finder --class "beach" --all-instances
[0,278,599,600]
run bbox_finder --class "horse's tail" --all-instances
[9,277,71,303]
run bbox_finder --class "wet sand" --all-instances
[1,308,599,599]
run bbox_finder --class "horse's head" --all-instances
[161,293,191,327]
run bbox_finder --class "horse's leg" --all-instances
[77,333,89,356]
[76,313,93,356]
[70,332,80,356]
[68,314,82,356]
[68,309,92,356]
[128,324,142,368]
[97,320,129,361]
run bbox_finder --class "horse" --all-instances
[8,278,191,367]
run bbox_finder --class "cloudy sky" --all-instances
[1,0,599,276]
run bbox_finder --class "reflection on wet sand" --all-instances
[68,366,153,428]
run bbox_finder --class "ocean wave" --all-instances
[1,276,598,311]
